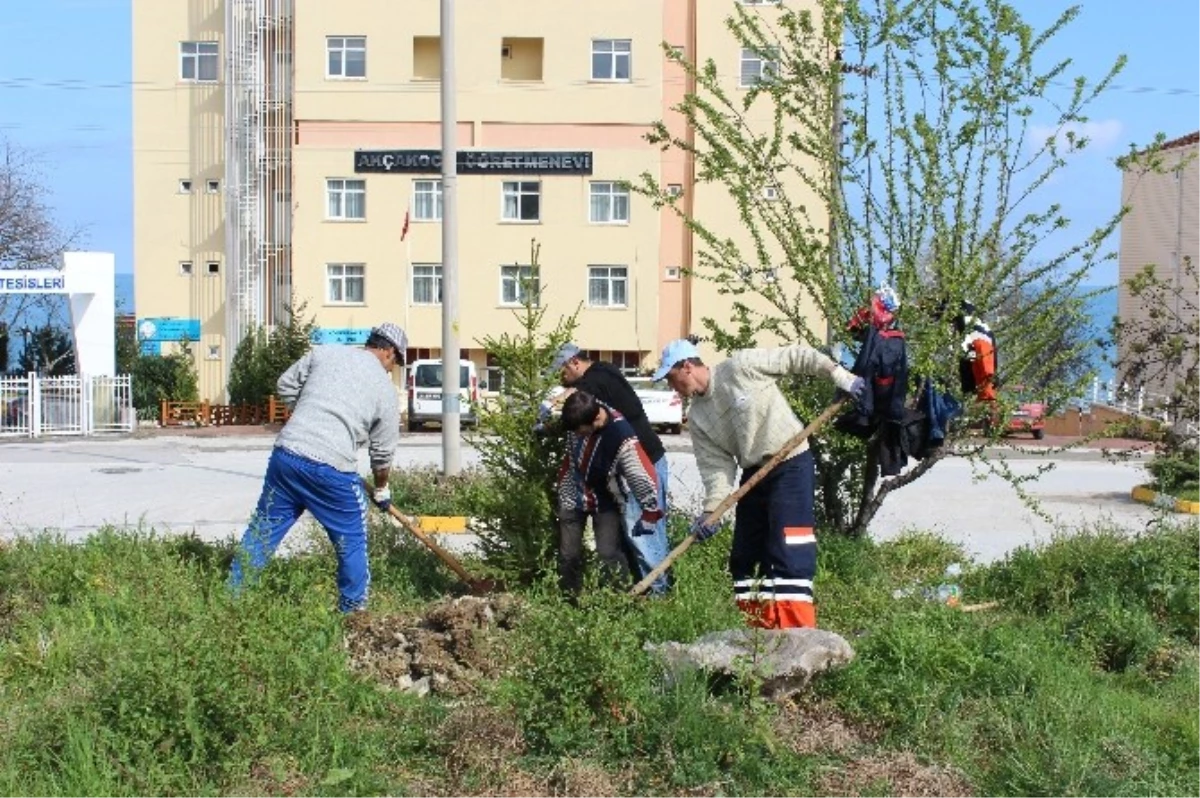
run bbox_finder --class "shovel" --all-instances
[364,480,500,595]
[629,398,848,596]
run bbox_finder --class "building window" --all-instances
[206,261,220,275]
[485,353,504,393]
[501,181,541,222]
[327,263,365,304]
[589,181,630,224]
[500,265,539,306]
[588,266,628,308]
[327,36,366,79]
[740,47,778,87]
[612,350,642,377]
[591,39,632,81]
[500,37,544,81]
[179,261,194,276]
[206,179,220,194]
[206,344,221,360]
[413,36,441,80]
[413,180,443,221]
[412,263,443,305]
[180,42,218,82]
[178,179,193,194]
[326,178,366,220]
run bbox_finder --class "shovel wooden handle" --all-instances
[629,398,848,596]
[363,479,480,586]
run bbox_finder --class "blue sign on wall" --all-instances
[137,317,201,343]
[311,327,372,345]
[139,341,161,356]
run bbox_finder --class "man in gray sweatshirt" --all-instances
[229,322,406,612]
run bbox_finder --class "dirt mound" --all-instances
[817,750,974,797]
[773,698,879,757]
[344,594,523,696]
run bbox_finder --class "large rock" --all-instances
[644,627,855,700]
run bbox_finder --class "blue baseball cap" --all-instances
[548,342,581,374]
[652,338,701,381]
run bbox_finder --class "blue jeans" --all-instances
[229,447,371,612]
[623,454,673,595]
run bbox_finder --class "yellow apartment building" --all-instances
[1116,131,1199,405]
[133,0,827,400]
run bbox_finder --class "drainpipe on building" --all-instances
[681,0,697,339]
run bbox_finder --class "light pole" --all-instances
[439,0,461,475]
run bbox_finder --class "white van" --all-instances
[405,358,480,431]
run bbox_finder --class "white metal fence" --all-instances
[0,373,135,438]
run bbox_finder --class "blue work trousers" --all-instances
[229,447,371,612]
[622,454,673,595]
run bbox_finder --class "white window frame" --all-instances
[205,261,221,276]
[326,178,366,221]
[591,38,632,82]
[588,181,631,224]
[500,265,539,306]
[179,261,194,277]
[501,181,541,223]
[178,179,193,194]
[206,179,221,194]
[587,265,629,308]
[411,263,443,305]
[326,263,366,305]
[180,41,218,82]
[326,36,367,79]
[739,47,779,88]
[412,180,443,221]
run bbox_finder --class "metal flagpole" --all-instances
[439,0,461,475]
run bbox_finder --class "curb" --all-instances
[1131,485,1200,515]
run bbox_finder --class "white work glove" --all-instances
[372,487,392,512]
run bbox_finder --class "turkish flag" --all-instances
[400,209,411,242]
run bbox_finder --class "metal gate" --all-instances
[0,373,135,438]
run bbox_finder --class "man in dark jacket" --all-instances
[547,343,673,594]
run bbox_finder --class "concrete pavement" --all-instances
[0,429,1163,563]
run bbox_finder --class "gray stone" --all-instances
[410,676,432,698]
[644,627,855,700]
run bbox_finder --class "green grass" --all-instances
[1,516,1196,796]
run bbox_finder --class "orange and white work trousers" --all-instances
[729,450,818,630]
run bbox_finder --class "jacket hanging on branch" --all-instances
[836,286,912,476]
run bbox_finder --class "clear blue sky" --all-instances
[0,0,1196,284]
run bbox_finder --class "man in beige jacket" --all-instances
[654,338,864,629]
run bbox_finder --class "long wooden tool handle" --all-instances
[363,480,479,585]
[629,397,848,596]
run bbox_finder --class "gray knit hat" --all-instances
[369,322,408,357]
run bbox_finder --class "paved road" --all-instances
[0,430,1162,563]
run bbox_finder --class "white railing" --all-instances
[1099,376,1200,432]
[0,373,135,438]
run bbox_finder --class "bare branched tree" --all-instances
[0,136,84,349]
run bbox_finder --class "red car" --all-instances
[1003,389,1046,440]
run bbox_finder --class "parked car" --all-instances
[1001,387,1046,440]
[405,358,480,432]
[627,377,685,435]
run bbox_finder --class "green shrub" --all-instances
[1147,449,1200,498]
[227,302,316,406]
[130,342,199,420]
[386,465,494,517]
